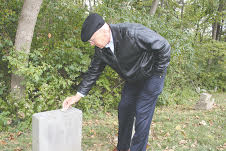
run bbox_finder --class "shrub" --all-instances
[194,41,226,91]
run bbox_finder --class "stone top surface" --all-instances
[32,107,82,120]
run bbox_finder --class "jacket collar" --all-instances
[109,24,122,55]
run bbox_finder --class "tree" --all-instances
[212,0,224,40]
[179,0,185,31]
[11,0,43,98]
[150,0,160,15]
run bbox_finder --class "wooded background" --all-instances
[0,0,225,129]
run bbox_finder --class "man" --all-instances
[63,13,170,151]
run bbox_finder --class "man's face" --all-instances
[88,29,109,49]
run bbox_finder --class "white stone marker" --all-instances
[32,107,82,151]
[195,93,215,110]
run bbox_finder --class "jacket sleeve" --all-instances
[77,49,106,96]
[136,29,171,75]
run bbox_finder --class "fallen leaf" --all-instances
[106,112,111,116]
[164,132,170,137]
[163,147,175,151]
[14,141,19,145]
[216,143,226,151]
[91,135,95,138]
[8,133,14,140]
[191,143,196,148]
[179,140,187,145]
[18,112,25,119]
[209,120,213,126]
[17,131,23,137]
[14,147,22,151]
[157,143,161,148]
[113,121,118,125]
[181,130,186,137]
[195,115,200,119]
[182,124,186,128]
[191,140,197,148]
[0,140,7,145]
[164,146,169,150]
[7,119,12,125]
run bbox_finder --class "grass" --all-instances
[0,93,225,151]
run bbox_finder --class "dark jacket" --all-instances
[77,23,171,96]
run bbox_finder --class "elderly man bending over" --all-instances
[63,13,171,151]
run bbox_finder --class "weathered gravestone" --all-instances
[195,93,215,110]
[32,107,82,151]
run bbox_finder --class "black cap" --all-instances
[81,13,105,42]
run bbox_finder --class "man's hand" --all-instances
[62,94,82,111]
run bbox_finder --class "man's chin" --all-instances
[97,45,104,49]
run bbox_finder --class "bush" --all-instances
[1,0,198,122]
[194,41,226,91]
[1,0,225,130]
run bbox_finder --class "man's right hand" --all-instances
[62,94,82,111]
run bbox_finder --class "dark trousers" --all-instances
[117,71,167,151]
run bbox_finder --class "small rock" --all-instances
[200,89,207,93]
[196,87,200,93]
[199,120,207,126]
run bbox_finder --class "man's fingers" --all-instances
[62,96,78,110]
[62,97,71,109]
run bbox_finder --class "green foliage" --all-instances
[0,0,23,41]
[194,41,226,91]
[3,44,88,113]
[0,38,13,111]
[183,0,225,41]
[0,0,225,130]
[96,1,200,106]
[32,0,87,49]
[0,111,11,131]
[0,0,23,130]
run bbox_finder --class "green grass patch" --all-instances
[0,93,225,151]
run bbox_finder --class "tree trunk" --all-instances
[217,0,224,40]
[180,0,185,31]
[161,0,164,8]
[11,0,43,98]
[219,19,224,41]
[200,26,207,42]
[89,0,92,12]
[212,0,224,40]
[150,0,160,16]
[212,22,217,40]
[194,23,199,42]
